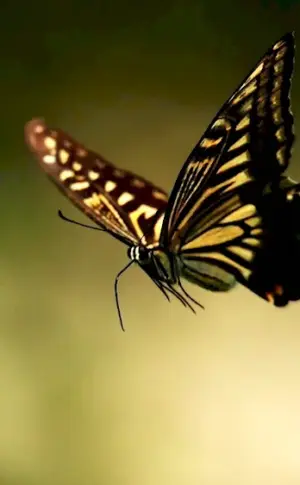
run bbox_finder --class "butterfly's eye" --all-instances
[138,247,151,263]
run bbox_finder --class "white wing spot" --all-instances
[117,192,134,205]
[59,149,69,164]
[105,181,117,192]
[70,181,90,191]
[43,155,56,164]
[60,169,75,181]
[44,137,56,150]
[88,170,100,181]
[72,161,82,171]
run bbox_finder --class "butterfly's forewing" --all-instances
[161,32,294,247]
[159,33,297,304]
[25,119,168,247]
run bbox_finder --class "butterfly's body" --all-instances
[25,32,300,324]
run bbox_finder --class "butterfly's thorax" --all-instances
[152,247,178,284]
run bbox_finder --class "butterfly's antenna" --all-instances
[114,260,135,332]
[178,278,205,310]
[58,210,107,232]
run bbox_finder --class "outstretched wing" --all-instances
[160,32,294,247]
[159,33,296,304]
[25,119,168,247]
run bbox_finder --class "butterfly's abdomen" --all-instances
[149,248,177,284]
[178,255,237,292]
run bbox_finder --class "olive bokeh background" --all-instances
[2,1,300,484]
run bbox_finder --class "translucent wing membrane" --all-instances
[25,119,168,247]
[161,32,295,247]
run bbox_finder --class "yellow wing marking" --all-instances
[70,181,90,191]
[227,245,254,261]
[218,151,250,174]
[44,137,56,149]
[83,193,101,209]
[196,251,252,281]
[72,161,82,171]
[183,225,244,251]
[43,155,56,165]
[129,204,158,240]
[222,204,256,223]
[228,134,249,152]
[88,170,100,181]
[117,192,135,206]
[59,169,75,181]
[200,137,224,148]
[105,181,117,192]
[59,149,69,164]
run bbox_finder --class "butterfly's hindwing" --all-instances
[180,193,263,284]
[245,180,300,306]
[25,119,168,246]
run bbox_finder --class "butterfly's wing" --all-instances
[159,33,296,303]
[25,119,168,247]
[161,32,294,245]
[244,177,300,306]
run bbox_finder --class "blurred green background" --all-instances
[2,0,300,484]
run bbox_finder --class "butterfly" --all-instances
[25,32,300,329]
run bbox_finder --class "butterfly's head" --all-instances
[128,245,176,286]
[127,245,152,265]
